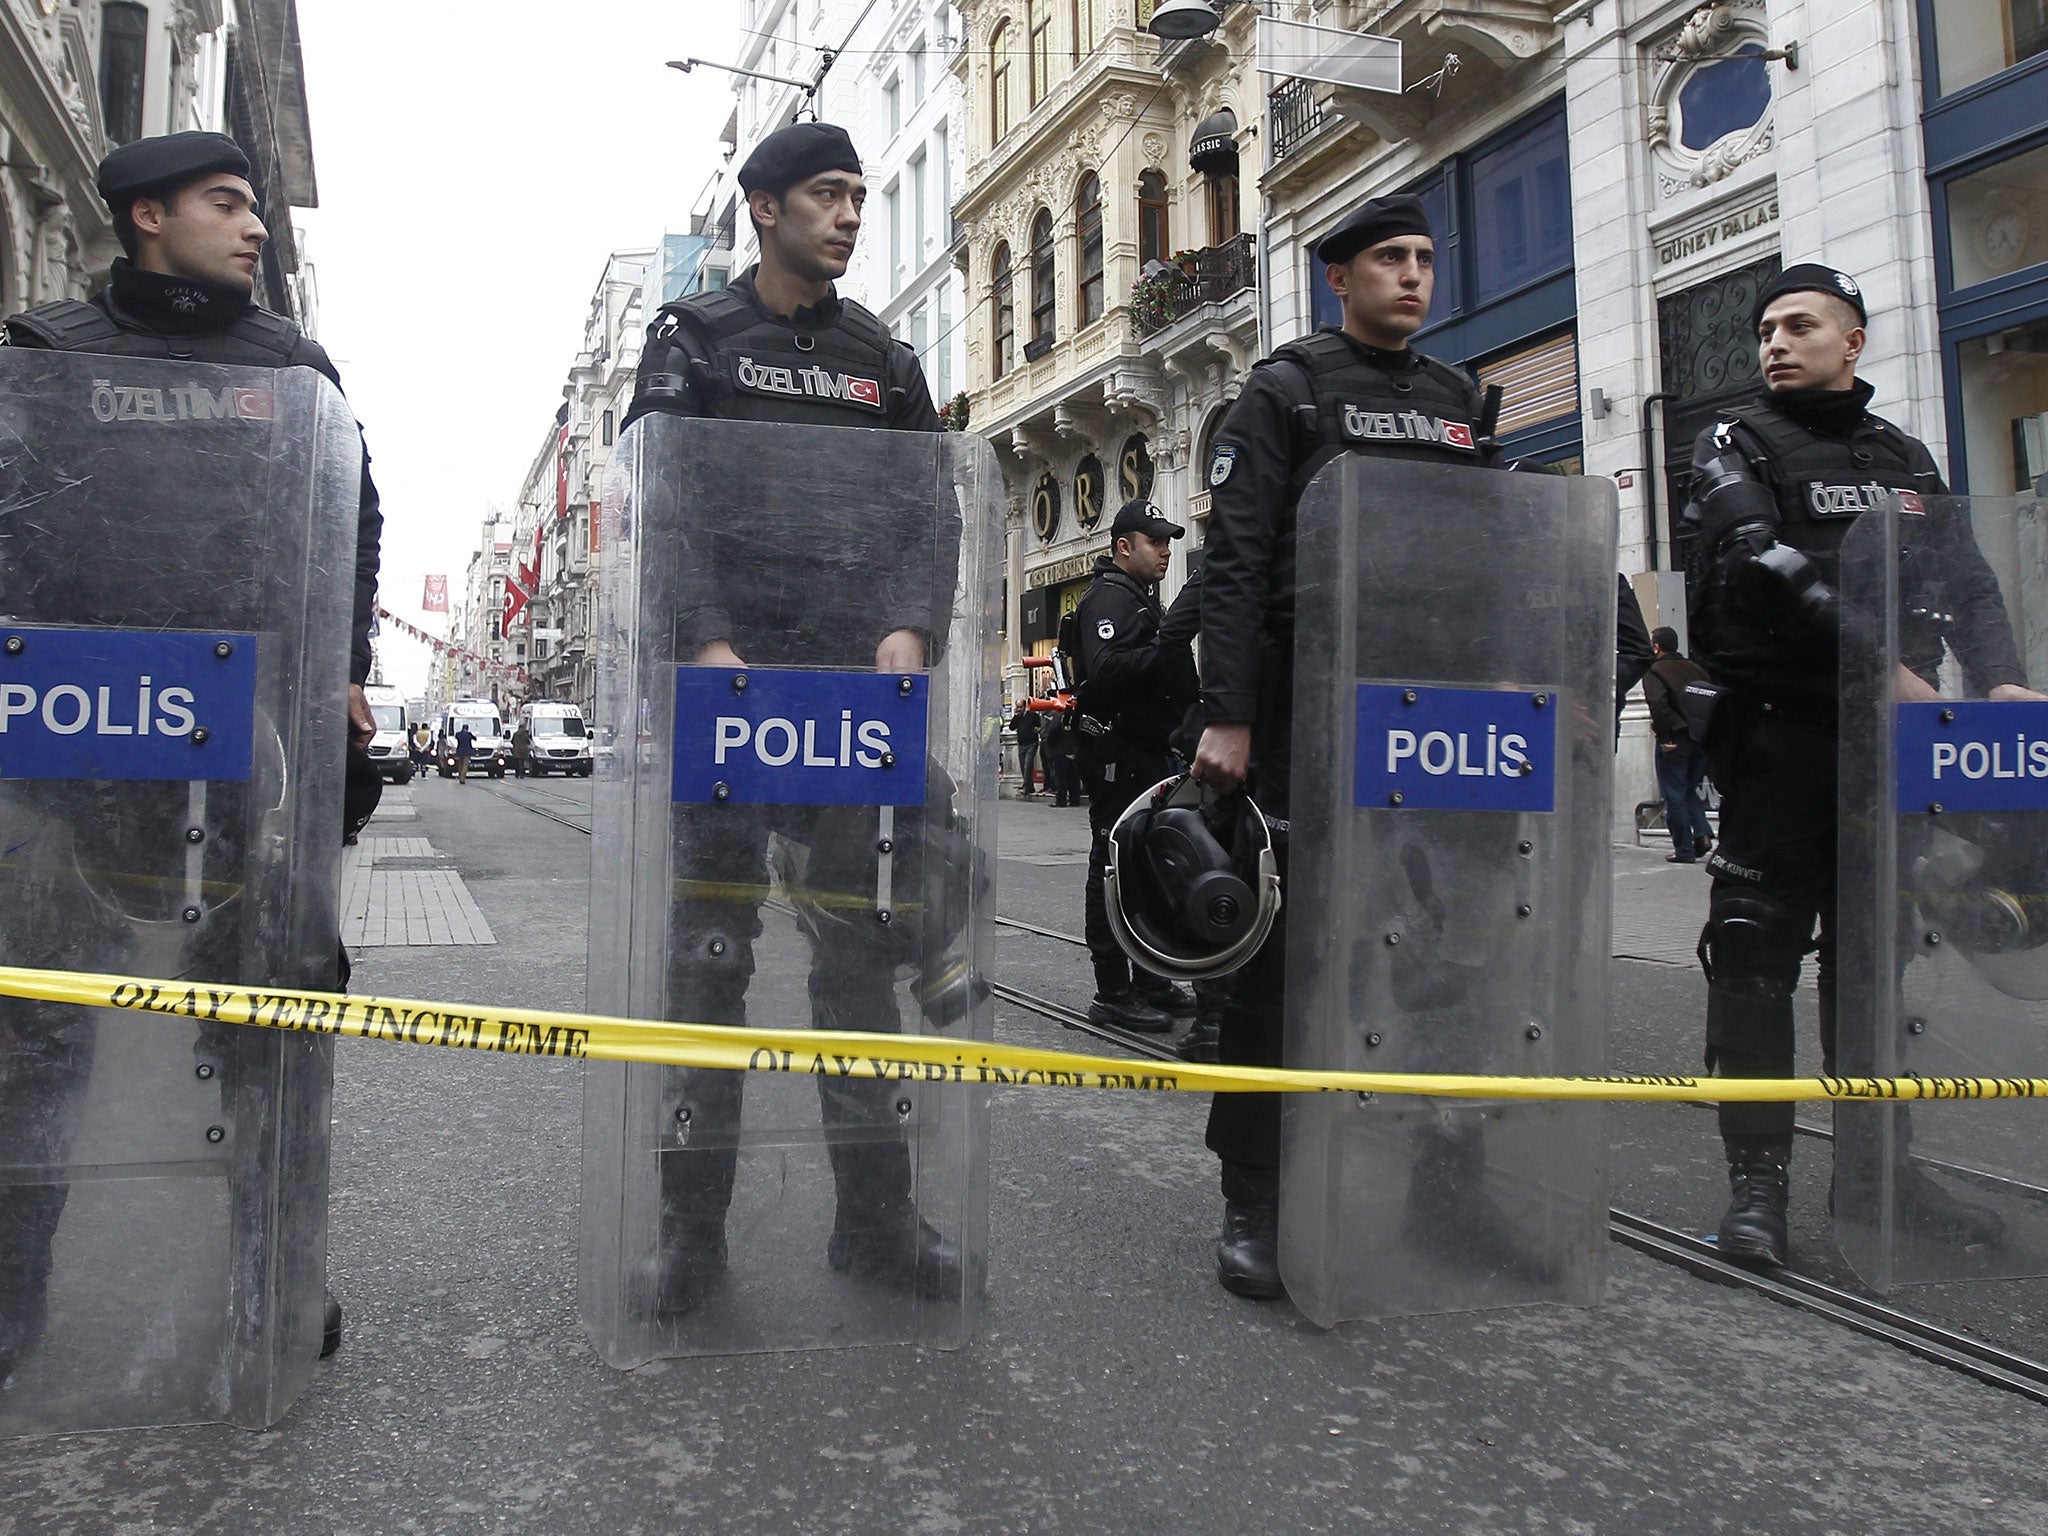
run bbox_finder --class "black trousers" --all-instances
[659,799,935,1233]
[1701,704,1838,1148]
[1081,746,1174,997]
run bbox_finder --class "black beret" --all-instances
[97,131,252,209]
[737,121,863,199]
[1110,500,1183,540]
[1754,263,1867,328]
[1315,193,1433,265]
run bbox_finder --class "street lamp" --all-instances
[1146,0,1222,41]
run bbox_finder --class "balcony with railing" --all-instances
[1131,234,1257,340]
[1269,78,1328,164]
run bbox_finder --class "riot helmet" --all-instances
[1106,775,1281,980]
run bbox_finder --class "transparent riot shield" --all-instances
[1280,459,1615,1326]
[1836,490,2048,1291]
[0,351,359,1433]
[582,416,999,1365]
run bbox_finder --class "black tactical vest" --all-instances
[647,286,903,427]
[5,296,315,369]
[1264,330,1488,503]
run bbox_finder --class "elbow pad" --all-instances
[1727,541,1839,634]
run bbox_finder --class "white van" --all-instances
[436,699,506,778]
[361,683,413,784]
[516,701,593,777]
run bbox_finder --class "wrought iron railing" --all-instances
[1132,234,1257,338]
[1269,78,1327,163]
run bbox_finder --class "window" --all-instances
[1947,138,2048,289]
[1077,172,1104,326]
[99,2,149,147]
[910,303,929,379]
[1206,172,1240,244]
[911,38,927,99]
[1029,0,1053,105]
[911,149,929,258]
[1468,108,1571,306]
[601,410,615,446]
[991,243,1016,379]
[1138,169,1169,267]
[1931,0,2048,96]
[936,285,952,400]
[887,187,902,290]
[990,22,1012,141]
[1071,0,1101,58]
[1030,208,1056,343]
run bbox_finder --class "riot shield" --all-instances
[581,416,998,1365]
[0,350,359,1433]
[1280,458,1615,1326]
[1836,490,2048,1291]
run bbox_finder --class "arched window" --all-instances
[991,243,1016,380]
[1137,169,1169,268]
[1030,208,1056,345]
[1028,0,1053,106]
[990,22,1012,143]
[1076,172,1104,327]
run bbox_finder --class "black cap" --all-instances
[97,131,251,211]
[1315,193,1432,266]
[1110,500,1184,541]
[737,122,863,199]
[1753,263,1867,328]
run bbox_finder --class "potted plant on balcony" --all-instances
[1130,268,1180,332]
[938,391,972,432]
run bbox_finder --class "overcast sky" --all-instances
[295,0,744,695]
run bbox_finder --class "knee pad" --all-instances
[1698,888,1807,997]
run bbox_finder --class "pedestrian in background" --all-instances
[455,723,476,785]
[1642,627,1715,863]
[1042,700,1079,807]
[1009,696,1042,797]
[511,720,533,779]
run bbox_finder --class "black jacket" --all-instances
[1009,703,1042,745]
[1074,556,1198,755]
[3,260,384,685]
[1643,654,1710,745]
[1616,575,1654,727]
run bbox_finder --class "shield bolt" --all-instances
[182,906,202,924]
[1384,932,1400,946]
[1906,1017,1927,1036]
[1518,840,1534,855]
[195,1063,215,1080]
[1525,1025,1543,1041]
[190,726,210,746]
[880,751,897,768]
[1533,694,1550,708]
[1929,802,1944,815]
[1365,1032,1383,1048]
[186,827,205,844]
[899,676,915,696]
[1939,708,1955,724]
[713,782,731,802]
[1402,689,1417,705]
[1519,761,1534,776]
[1389,791,1404,806]
[895,1098,913,1118]
[1517,904,1533,918]
[676,1107,691,1125]
[731,673,748,693]
[214,641,234,659]
[205,1126,225,1144]
[707,939,726,957]
[877,910,892,924]
[877,838,894,853]
[1925,931,1942,947]
[2,636,21,656]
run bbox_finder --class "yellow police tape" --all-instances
[0,962,2044,1105]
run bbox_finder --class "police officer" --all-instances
[1190,193,1498,1298]
[1683,263,2039,1268]
[1072,500,1200,1032]
[622,121,960,1310]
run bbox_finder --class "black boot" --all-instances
[1216,1202,1283,1298]
[1718,1145,1790,1269]
[1134,976,1197,1017]
[828,1205,968,1300]
[658,1220,730,1315]
[1173,1014,1221,1063]
[321,1290,343,1359]
[1087,989,1174,1033]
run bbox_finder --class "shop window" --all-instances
[990,22,1012,142]
[1029,0,1052,106]
[1931,0,2048,97]
[1030,208,1056,344]
[99,2,149,147]
[1138,169,1169,268]
[1957,325,2048,496]
[1077,172,1104,326]
[1946,138,2048,289]
[1469,108,1571,306]
[991,242,1015,380]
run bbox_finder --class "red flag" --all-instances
[502,575,530,638]
[422,574,449,613]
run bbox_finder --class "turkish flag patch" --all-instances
[1443,422,1476,450]
[847,375,883,407]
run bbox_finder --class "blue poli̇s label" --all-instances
[1897,700,2048,814]
[1354,683,1558,813]
[673,666,928,807]
[0,626,257,782]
